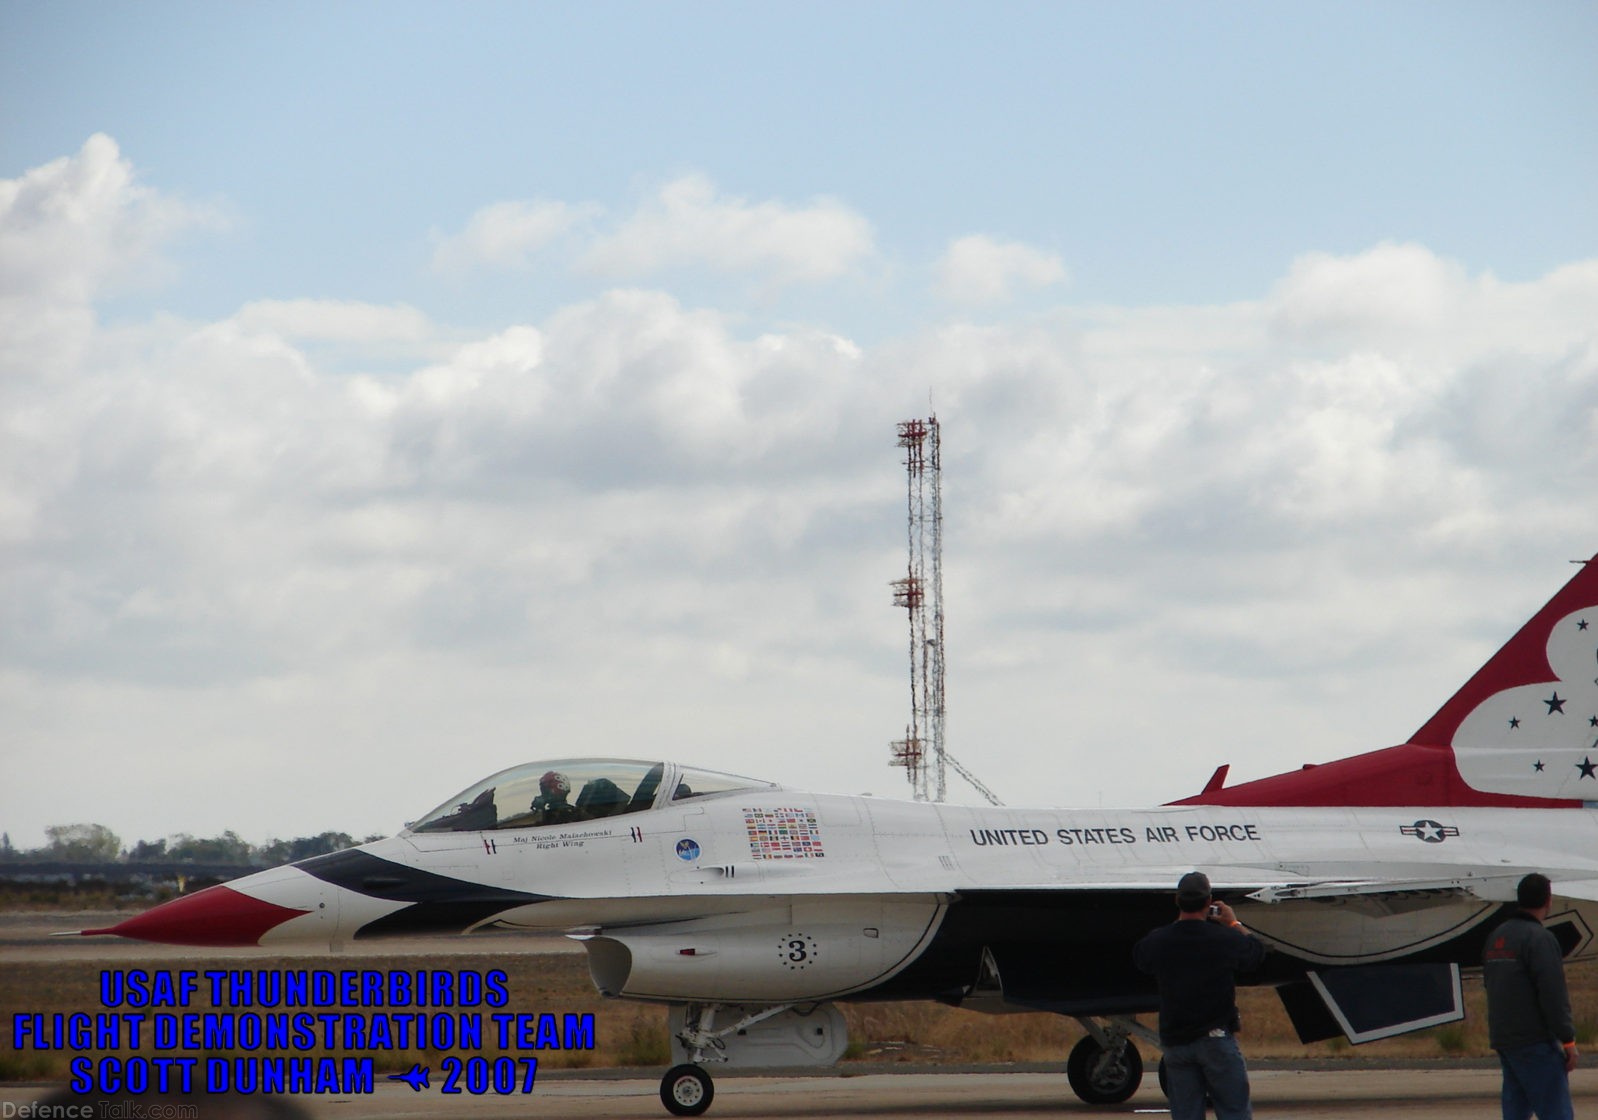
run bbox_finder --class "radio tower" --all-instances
[889,417,944,801]
[889,417,1003,806]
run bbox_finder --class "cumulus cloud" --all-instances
[0,133,220,305]
[3,137,1597,848]
[1270,243,1598,364]
[234,299,435,344]
[429,199,602,274]
[581,174,876,285]
[934,234,1067,304]
[1269,240,1465,339]
[378,290,873,490]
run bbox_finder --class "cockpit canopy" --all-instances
[409,759,777,833]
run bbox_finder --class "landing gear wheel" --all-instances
[1066,1033,1143,1104]
[660,1064,714,1117]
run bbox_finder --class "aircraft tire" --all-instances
[660,1063,714,1117]
[1066,1034,1143,1104]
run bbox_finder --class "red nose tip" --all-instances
[82,884,311,947]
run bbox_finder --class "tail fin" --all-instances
[1173,551,1598,808]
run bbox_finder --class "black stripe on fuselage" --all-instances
[295,849,553,937]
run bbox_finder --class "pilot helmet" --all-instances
[540,770,571,797]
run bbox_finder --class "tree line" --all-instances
[0,823,382,867]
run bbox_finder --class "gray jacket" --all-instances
[1482,911,1575,1050]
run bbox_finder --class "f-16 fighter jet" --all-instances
[85,552,1598,1115]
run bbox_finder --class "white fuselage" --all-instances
[235,790,1598,973]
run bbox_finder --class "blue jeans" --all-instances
[1163,1032,1251,1120]
[1497,1040,1573,1120]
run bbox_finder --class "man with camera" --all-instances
[1133,871,1266,1120]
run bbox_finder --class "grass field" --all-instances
[4,949,1594,1084]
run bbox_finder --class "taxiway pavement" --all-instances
[5,1066,1597,1119]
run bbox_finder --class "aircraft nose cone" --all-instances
[81,884,311,947]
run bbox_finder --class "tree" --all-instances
[127,838,169,862]
[43,823,122,862]
[166,831,253,864]
[257,831,356,866]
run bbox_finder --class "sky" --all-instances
[2,1,1596,852]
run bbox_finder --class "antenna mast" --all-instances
[889,417,945,801]
[888,416,1002,805]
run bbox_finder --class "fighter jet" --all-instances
[85,553,1598,1116]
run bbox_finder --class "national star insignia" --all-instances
[1399,819,1459,843]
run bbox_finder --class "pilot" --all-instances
[530,770,579,825]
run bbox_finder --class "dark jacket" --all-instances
[1134,919,1266,1046]
[1482,911,1574,1050]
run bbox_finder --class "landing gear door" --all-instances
[1304,962,1465,1043]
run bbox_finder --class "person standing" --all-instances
[1483,872,1579,1120]
[1133,871,1266,1120]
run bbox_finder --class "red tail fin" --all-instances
[1409,554,1598,749]
[1174,552,1598,809]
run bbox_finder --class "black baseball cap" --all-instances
[1176,871,1212,906]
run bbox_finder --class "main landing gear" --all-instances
[1066,1015,1159,1104]
[658,1001,796,1116]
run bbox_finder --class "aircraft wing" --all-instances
[1554,878,1598,901]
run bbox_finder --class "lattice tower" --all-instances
[889,417,945,802]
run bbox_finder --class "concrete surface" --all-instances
[4,1066,1596,1119]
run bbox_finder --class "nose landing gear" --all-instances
[660,1063,714,1117]
[658,1001,799,1116]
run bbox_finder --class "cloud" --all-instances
[381,290,872,488]
[1269,243,1598,364]
[580,174,876,285]
[933,234,1067,304]
[0,133,221,306]
[234,299,436,344]
[426,175,876,290]
[1268,241,1465,341]
[3,136,1597,848]
[10,235,1591,707]
[429,199,602,274]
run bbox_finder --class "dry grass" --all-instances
[0,884,160,910]
[4,951,1593,1083]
